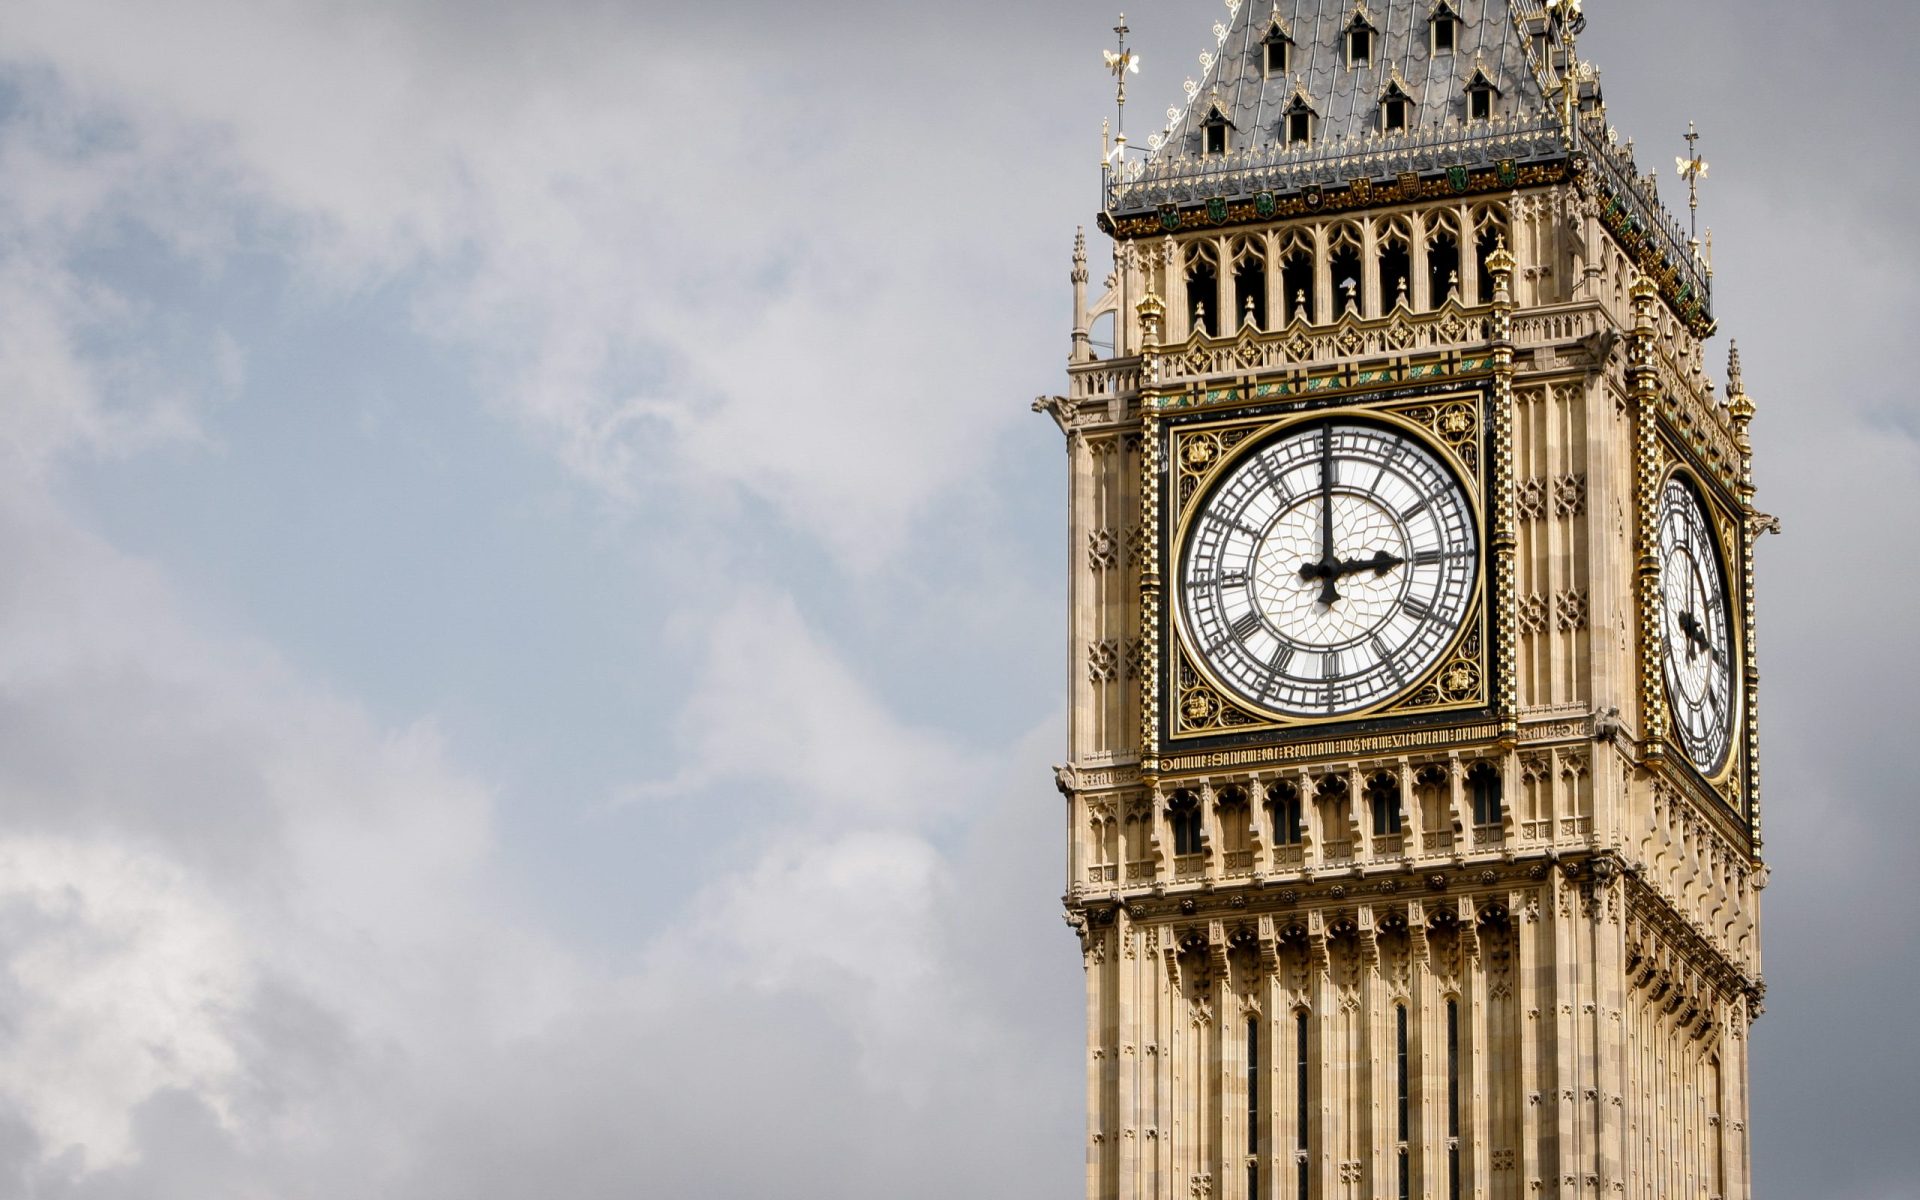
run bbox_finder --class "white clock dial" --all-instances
[1657,476,1737,773]
[1178,420,1478,718]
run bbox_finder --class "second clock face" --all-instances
[1658,475,1737,774]
[1178,419,1479,718]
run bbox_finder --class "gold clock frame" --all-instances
[1655,461,1747,791]
[1159,391,1493,743]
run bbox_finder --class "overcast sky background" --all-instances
[0,1,1911,1197]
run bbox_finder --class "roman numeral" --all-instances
[1404,594,1433,620]
[1231,611,1264,642]
[1322,651,1342,679]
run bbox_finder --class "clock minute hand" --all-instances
[1315,425,1341,604]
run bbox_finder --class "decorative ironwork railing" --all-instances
[1576,116,1712,319]
[1104,112,1565,213]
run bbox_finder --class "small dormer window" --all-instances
[1202,106,1235,156]
[1464,67,1500,122]
[1264,31,1293,76]
[1346,7,1377,67]
[1283,93,1316,146]
[1380,82,1412,132]
[1432,9,1458,54]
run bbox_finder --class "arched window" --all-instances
[1367,771,1403,837]
[1268,779,1305,845]
[1328,224,1364,314]
[1377,218,1413,312]
[1472,204,1510,304]
[1278,229,1316,325]
[1088,310,1116,358]
[1231,238,1267,331]
[1169,790,1205,856]
[1426,210,1463,308]
[1186,241,1220,336]
[1467,760,1503,826]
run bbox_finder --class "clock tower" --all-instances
[1038,4,1769,1199]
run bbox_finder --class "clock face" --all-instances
[1657,476,1737,774]
[1177,419,1479,718]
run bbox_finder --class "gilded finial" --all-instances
[1484,235,1515,277]
[1727,341,1755,422]
[1677,121,1709,243]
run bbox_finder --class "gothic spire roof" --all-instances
[1108,0,1594,217]
[1153,0,1557,161]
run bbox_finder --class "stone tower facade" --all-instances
[1038,4,1768,1199]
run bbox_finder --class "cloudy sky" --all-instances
[0,1,1911,1196]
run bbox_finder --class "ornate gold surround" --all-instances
[1159,391,1494,743]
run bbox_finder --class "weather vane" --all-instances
[1103,15,1140,167]
[1676,121,1709,244]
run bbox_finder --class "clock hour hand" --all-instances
[1298,554,1343,605]
[1677,610,1709,659]
[1678,610,1727,665]
[1332,549,1406,579]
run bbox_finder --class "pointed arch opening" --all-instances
[1426,210,1464,308]
[1231,237,1268,331]
[1377,217,1414,313]
[1278,229,1316,325]
[1328,223,1365,315]
[1186,241,1221,336]
[1472,203,1510,304]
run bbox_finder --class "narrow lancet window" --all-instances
[1468,761,1503,826]
[1296,1011,1311,1200]
[1447,998,1461,1200]
[1397,1003,1411,1200]
[1368,772,1403,837]
[1248,1016,1260,1195]
[1269,780,1305,845]
[1170,790,1204,856]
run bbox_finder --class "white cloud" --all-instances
[625,591,984,821]
[0,457,1072,1195]
[1,0,1063,569]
